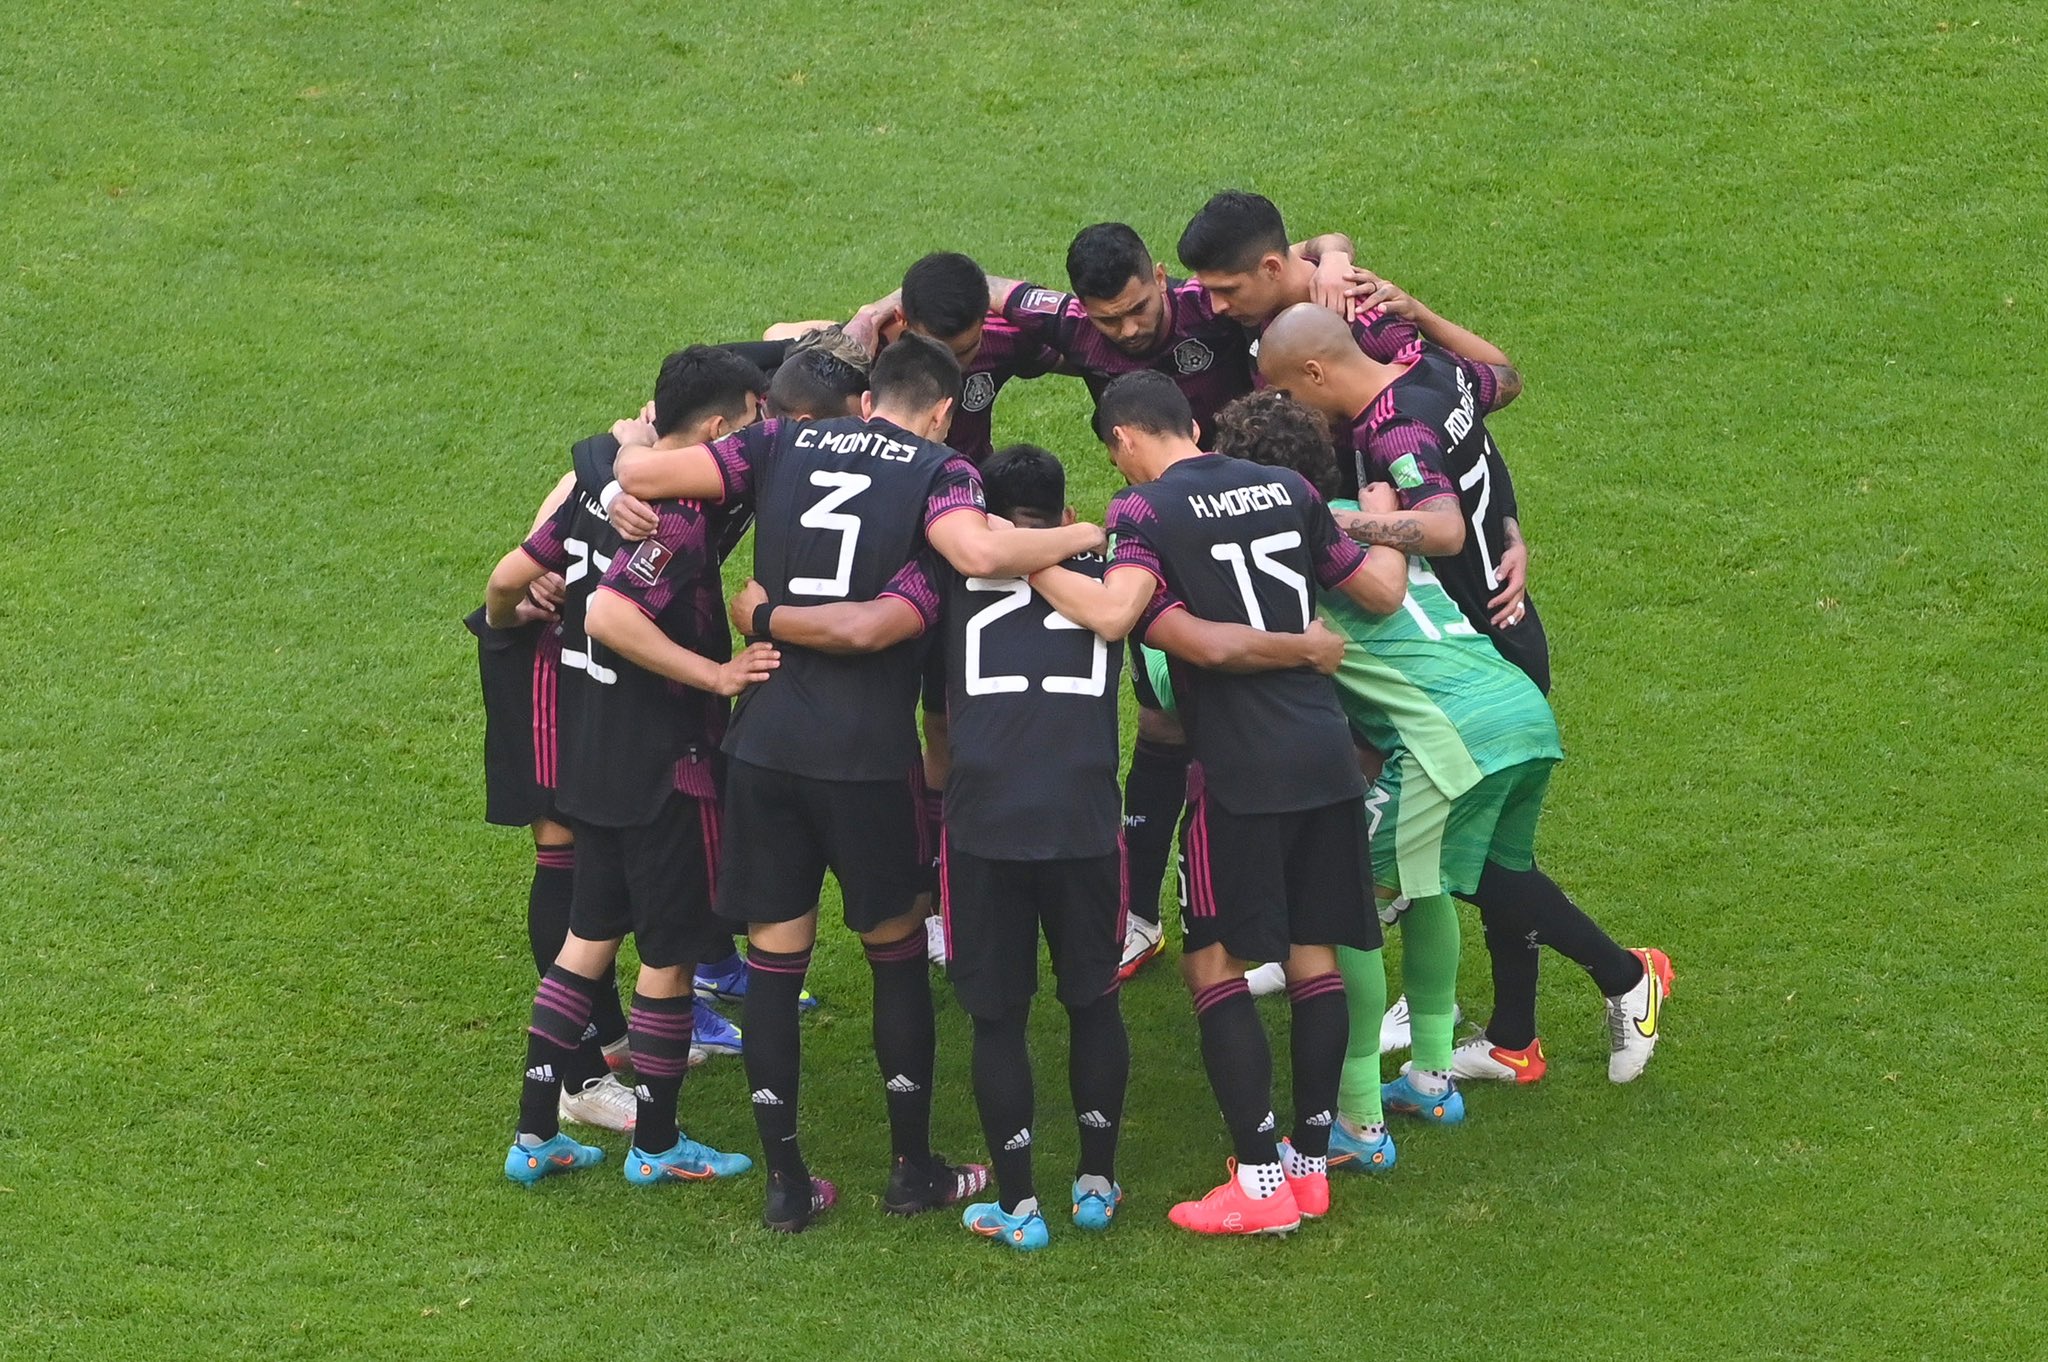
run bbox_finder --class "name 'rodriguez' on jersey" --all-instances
[704,414,985,783]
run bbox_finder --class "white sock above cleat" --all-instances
[1236,1160,1286,1199]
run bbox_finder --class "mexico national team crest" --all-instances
[1172,338,1213,374]
[961,370,997,412]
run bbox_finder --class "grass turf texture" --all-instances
[4,1,2045,1357]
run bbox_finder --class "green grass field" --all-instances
[6,1,2046,1358]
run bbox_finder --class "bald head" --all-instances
[1257,302,1386,420]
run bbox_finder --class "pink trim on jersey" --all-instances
[531,637,559,789]
[1184,786,1216,918]
[875,591,935,636]
[937,829,954,966]
[699,797,723,892]
[923,502,985,533]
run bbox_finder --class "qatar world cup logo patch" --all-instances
[1172,339,1213,374]
[961,370,997,412]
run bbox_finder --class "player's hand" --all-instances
[639,400,657,425]
[1360,480,1401,514]
[1301,618,1346,675]
[1308,250,1358,318]
[714,641,781,695]
[844,303,894,356]
[608,491,659,541]
[1344,272,1423,321]
[1071,522,1108,554]
[1488,538,1530,628]
[515,572,566,625]
[611,414,658,449]
[729,578,769,636]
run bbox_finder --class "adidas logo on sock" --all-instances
[580,1022,599,1042]
[635,1085,652,1102]
[525,1065,555,1083]
[750,1088,783,1106]
[1003,1128,1032,1152]
[1078,1110,1110,1129]
[1306,1109,1333,1127]
[1257,1111,1277,1134]
[885,1074,922,1094]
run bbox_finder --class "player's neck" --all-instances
[1278,254,1317,308]
[1334,359,1399,419]
[1149,436,1207,477]
[867,402,927,435]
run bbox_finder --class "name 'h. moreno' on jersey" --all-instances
[1352,348,1517,636]
[519,436,731,826]
[1005,279,1252,448]
[885,551,1124,861]
[708,415,984,782]
[1108,455,1368,815]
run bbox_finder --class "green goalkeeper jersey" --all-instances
[1139,502,1563,800]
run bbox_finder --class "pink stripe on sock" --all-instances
[1193,978,1250,1016]
[1287,973,1346,1004]
[864,933,925,965]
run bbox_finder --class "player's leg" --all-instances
[918,678,951,966]
[717,760,832,1229]
[832,773,988,1215]
[1043,849,1129,1232]
[527,819,638,1108]
[1370,756,1467,1124]
[1168,796,1298,1236]
[1119,654,1188,976]
[620,794,751,1184]
[1332,943,1394,1171]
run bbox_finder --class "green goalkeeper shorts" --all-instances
[1365,754,1556,898]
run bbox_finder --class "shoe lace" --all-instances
[1606,995,1630,1053]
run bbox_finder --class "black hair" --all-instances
[900,252,988,340]
[1091,370,1195,444]
[869,333,963,413]
[1211,390,1340,500]
[1177,190,1289,275]
[769,346,866,419]
[1065,222,1153,302]
[653,345,768,436]
[981,443,1065,522]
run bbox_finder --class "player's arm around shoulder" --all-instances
[728,563,934,657]
[1318,481,1409,617]
[1146,607,1347,676]
[1031,561,1155,644]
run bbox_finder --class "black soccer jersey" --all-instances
[886,552,1124,860]
[1107,455,1368,816]
[709,415,985,782]
[521,438,729,827]
[1348,349,1517,636]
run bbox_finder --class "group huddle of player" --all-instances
[467,190,1673,1247]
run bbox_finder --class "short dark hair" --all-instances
[901,252,988,340]
[1211,390,1339,500]
[869,333,963,414]
[1092,370,1195,443]
[769,346,866,419]
[1065,223,1153,302]
[653,346,768,436]
[981,444,1065,522]
[1177,190,1289,275]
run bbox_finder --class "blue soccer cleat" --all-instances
[1382,1072,1466,1124]
[504,1132,605,1185]
[1070,1179,1123,1231]
[692,997,744,1056]
[1327,1121,1398,1173]
[963,1200,1050,1252]
[624,1133,753,1184]
[694,954,819,1010]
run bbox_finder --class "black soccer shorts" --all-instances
[1485,596,1551,697]
[1178,792,1380,964]
[938,839,1124,1020]
[567,791,726,970]
[716,758,925,934]
[468,609,559,828]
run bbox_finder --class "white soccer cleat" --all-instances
[926,914,947,967]
[1245,962,1287,997]
[559,1073,638,1132]
[1450,1032,1548,1084]
[1380,995,1463,1054]
[1117,916,1164,981]
[1605,948,1674,1084]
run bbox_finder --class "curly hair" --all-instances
[1211,389,1341,500]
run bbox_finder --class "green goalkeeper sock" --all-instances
[1335,944,1386,1125]
[1400,894,1461,1072]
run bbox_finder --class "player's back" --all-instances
[719,414,981,781]
[1115,455,1362,815]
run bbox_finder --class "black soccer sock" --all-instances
[527,844,625,1066]
[866,932,938,1165]
[970,1010,1035,1212]
[1472,861,1644,1003]
[1192,977,1277,1166]
[627,991,694,1154]
[519,963,603,1140]
[1477,899,1542,1050]
[1065,992,1129,1183]
[742,944,812,1180]
[1285,972,1349,1159]
[1122,738,1189,928]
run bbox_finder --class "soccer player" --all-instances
[485,345,774,1187]
[613,335,1105,1233]
[1027,372,1400,1237]
[721,444,1175,1252]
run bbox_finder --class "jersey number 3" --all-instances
[789,471,872,598]
[964,579,1106,697]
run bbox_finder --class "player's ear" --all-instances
[1061,505,1075,527]
[1152,261,1168,291]
[1303,359,1326,388]
[860,390,876,420]
[1191,419,1203,445]
[930,397,956,440]
[704,413,731,441]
